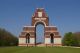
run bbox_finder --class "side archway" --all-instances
[26,33,30,43]
[50,33,54,43]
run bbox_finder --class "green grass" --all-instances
[0,46,80,53]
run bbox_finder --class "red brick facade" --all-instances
[19,8,62,46]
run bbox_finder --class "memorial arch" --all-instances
[19,8,62,46]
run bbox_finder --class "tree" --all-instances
[0,28,18,46]
[62,32,76,46]
[73,32,80,46]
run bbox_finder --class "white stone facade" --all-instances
[45,38,50,44]
[19,38,26,44]
[30,38,35,44]
[54,38,62,44]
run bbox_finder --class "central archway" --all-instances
[35,22,45,45]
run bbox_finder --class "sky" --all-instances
[36,24,44,43]
[0,0,80,39]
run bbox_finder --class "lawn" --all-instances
[0,46,80,53]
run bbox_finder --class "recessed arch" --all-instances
[50,33,54,43]
[26,33,30,43]
[34,21,46,27]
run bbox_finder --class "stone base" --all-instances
[18,43,62,47]
[18,44,35,47]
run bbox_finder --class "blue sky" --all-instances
[0,0,80,38]
[36,24,44,43]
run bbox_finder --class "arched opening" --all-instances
[50,33,54,43]
[35,22,45,45]
[26,33,30,43]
